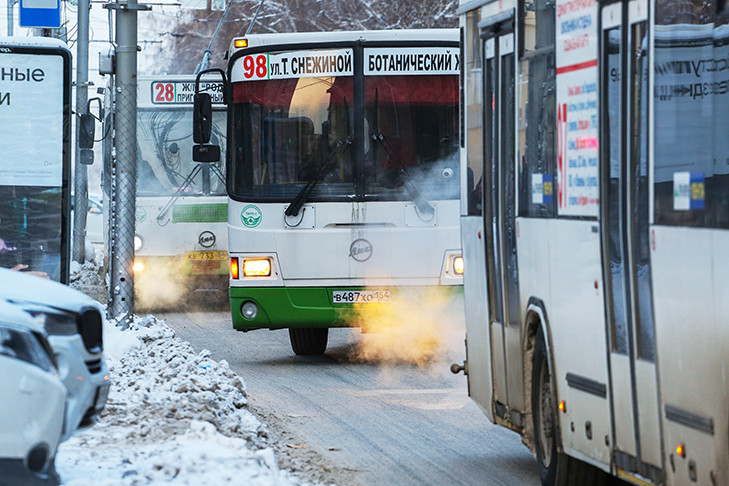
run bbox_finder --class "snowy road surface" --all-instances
[160,310,541,486]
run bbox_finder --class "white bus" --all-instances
[105,75,228,307]
[456,0,729,484]
[194,30,463,355]
[0,37,71,282]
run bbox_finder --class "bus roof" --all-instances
[229,29,458,52]
[0,36,69,52]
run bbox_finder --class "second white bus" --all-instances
[196,30,463,355]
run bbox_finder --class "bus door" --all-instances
[600,0,662,481]
[482,20,524,425]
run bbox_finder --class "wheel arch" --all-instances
[521,296,563,456]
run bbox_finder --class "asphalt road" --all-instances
[159,308,540,486]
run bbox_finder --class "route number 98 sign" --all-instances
[232,49,353,81]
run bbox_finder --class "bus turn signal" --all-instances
[231,257,239,279]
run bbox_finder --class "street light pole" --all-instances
[72,0,91,263]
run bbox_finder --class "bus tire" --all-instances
[289,328,328,355]
[532,329,611,486]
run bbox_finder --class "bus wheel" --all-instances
[532,329,611,486]
[289,328,328,355]
[532,329,561,485]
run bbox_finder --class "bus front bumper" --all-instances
[229,285,463,331]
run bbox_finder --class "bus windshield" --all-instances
[364,74,459,200]
[230,72,355,200]
[229,46,459,202]
[137,109,227,196]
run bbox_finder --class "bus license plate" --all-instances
[332,290,391,304]
[185,250,228,261]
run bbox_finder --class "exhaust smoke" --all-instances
[342,287,465,367]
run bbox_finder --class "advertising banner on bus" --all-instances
[555,0,600,217]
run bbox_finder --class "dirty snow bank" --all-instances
[56,314,316,486]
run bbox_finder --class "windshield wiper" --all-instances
[370,132,435,218]
[285,137,352,217]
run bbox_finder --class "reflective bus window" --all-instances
[137,110,227,196]
[654,0,729,228]
[230,69,355,201]
[518,0,557,217]
[466,9,484,215]
[364,74,459,201]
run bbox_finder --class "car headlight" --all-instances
[77,306,103,354]
[0,324,56,372]
[28,310,78,336]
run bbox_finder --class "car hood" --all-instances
[0,268,101,314]
[0,299,45,334]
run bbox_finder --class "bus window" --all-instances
[136,110,227,196]
[230,72,355,200]
[518,0,557,218]
[465,9,484,215]
[364,74,459,201]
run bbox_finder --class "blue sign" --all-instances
[19,0,61,28]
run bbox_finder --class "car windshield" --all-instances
[228,45,459,202]
[137,109,227,196]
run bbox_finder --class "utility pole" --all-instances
[107,0,148,326]
[72,0,90,263]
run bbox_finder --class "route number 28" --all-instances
[242,55,268,79]
[154,83,174,102]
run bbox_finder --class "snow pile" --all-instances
[57,315,313,486]
[68,250,107,303]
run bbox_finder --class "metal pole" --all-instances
[7,0,15,36]
[72,0,90,263]
[110,0,140,326]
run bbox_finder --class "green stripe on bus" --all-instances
[172,203,228,223]
[229,285,463,331]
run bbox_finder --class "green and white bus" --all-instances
[456,0,729,484]
[104,75,228,307]
[195,30,463,355]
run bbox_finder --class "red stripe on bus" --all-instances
[556,59,598,75]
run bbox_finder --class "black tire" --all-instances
[532,329,610,486]
[289,328,328,355]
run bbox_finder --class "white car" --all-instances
[86,195,104,246]
[0,268,110,441]
[0,299,66,486]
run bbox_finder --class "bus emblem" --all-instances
[198,231,216,248]
[241,205,262,228]
[136,208,147,223]
[349,238,373,262]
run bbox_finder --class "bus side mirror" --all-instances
[193,93,213,144]
[79,113,95,149]
[192,144,220,163]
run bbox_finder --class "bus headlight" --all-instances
[453,256,464,275]
[242,258,272,277]
[133,261,145,272]
[134,235,143,251]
